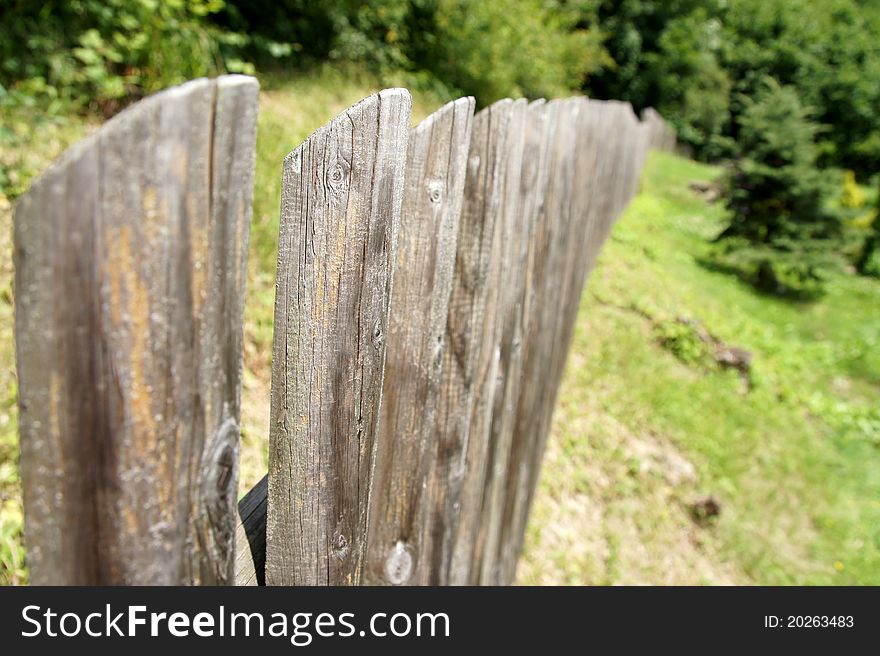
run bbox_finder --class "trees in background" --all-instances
[2,0,879,292]
[712,79,840,297]
[0,0,236,115]
[588,0,880,178]
[212,0,608,106]
[585,0,878,293]
[3,0,878,174]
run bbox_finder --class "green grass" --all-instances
[2,68,878,585]
[519,151,880,585]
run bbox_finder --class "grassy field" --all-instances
[1,68,878,585]
[520,152,880,585]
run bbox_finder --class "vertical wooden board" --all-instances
[524,98,586,479]
[450,99,530,586]
[528,101,608,522]
[495,99,555,582]
[411,99,512,585]
[616,102,643,211]
[609,102,639,224]
[266,89,412,586]
[582,101,628,266]
[572,99,616,288]
[557,97,604,347]
[492,99,583,583]
[516,102,645,555]
[14,75,259,584]
[364,97,475,585]
[196,76,260,583]
[641,107,676,152]
[592,101,626,223]
[598,102,627,232]
[14,137,101,585]
[473,98,531,585]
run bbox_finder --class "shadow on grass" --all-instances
[695,255,827,303]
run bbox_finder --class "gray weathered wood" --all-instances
[14,75,259,585]
[495,99,652,583]
[485,98,583,585]
[265,89,412,585]
[423,98,525,585]
[641,107,677,152]
[15,85,652,587]
[364,97,475,585]
[493,99,555,583]
[473,99,530,585]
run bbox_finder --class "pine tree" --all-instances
[715,78,841,296]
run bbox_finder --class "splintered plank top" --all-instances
[266,89,412,586]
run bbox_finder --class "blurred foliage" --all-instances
[856,176,880,278]
[711,79,841,297]
[3,0,879,173]
[587,0,880,176]
[841,171,866,210]
[0,0,240,115]
[213,0,608,106]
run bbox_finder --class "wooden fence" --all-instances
[13,75,675,585]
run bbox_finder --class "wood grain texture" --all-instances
[496,99,651,583]
[14,75,259,585]
[266,89,412,585]
[364,97,475,585]
[487,99,582,585]
[410,98,523,585]
[494,99,555,583]
[472,99,530,585]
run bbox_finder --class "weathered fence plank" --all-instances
[473,98,530,585]
[484,98,585,585]
[494,98,556,582]
[641,107,677,153]
[490,98,655,584]
[427,98,526,585]
[265,88,412,585]
[14,75,259,585]
[641,106,676,152]
[364,97,475,585]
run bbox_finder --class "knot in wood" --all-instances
[332,533,350,559]
[428,180,443,204]
[384,541,413,585]
[326,159,350,196]
[371,319,384,348]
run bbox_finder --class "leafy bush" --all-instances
[653,317,715,367]
[856,176,880,278]
[420,0,607,105]
[712,78,842,297]
[217,0,608,106]
[841,171,865,210]
[587,0,880,176]
[705,238,831,300]
[0,0,240,114]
